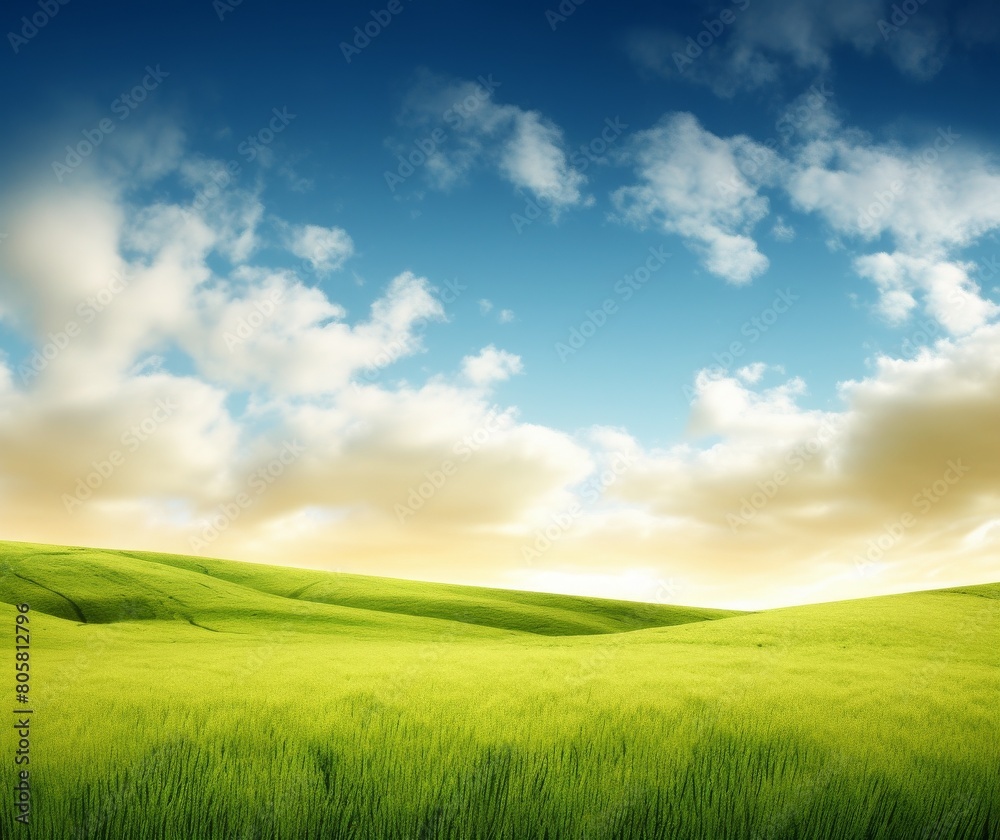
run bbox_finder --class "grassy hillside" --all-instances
[0,540,742,635]
[0,540,997,839]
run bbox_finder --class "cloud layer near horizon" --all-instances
[1,92,999,609]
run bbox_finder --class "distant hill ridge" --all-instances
[0,540,744,636]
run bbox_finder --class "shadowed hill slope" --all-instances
[0,540,744,636]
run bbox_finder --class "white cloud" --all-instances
[500,111,589,213]
[284,223,354,274]
[0,183,127,333]
[625,27,777,98]
[771,217,796,242]
[854,253,998,334]
[687,369,814,441]
[461,345,523,387]
[0,139,597,587]
[737,362,768,383]
[963,517,1000,549]
[624,0,968,97]
[589,321,1000,605]
[480,300,515,324]
[175,156,265,263]
[3,117,1000,610]
[784,115,1000,332]
[393,71,590,214]
[610,101,999,331]
[785,128,1000,254]
[184,270,445,395]
[613,112,776,284]
[104,120,188,186]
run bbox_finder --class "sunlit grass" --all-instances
[1,540,997,838]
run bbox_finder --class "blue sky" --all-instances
[1,0,999,608]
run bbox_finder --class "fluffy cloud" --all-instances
[259,382,592,533]
[478,299,515,324]
[461,345,523,386]
[0,128,598,589]
[582,322,1000,606]
[612,103,999,332]
[182,269,445,395]
[499,111,588,212]
[771,217,796,242]
[785,119,1000,332]
[391,71,590,214]
[613,112,776,284]
[624,0,993,96]
[2,118,999,611]
[785,127,1000,252]
[284,223,354,274]
[736,362,768,383]
[853,253,998,334]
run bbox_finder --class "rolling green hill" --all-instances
[0,539,743,636]
[0,539,997,839]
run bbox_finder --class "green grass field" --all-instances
[1,539,997,839]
